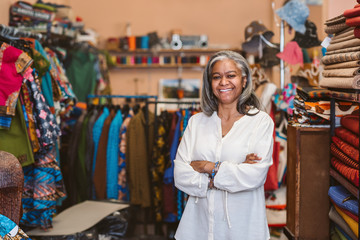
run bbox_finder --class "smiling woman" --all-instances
[173,50,275,240]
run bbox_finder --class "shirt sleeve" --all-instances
[214,113,274,193]
[174,117,210,198]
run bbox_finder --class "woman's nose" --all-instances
[219,76,228,85]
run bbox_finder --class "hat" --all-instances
[276,0,309,34]
[259,44,280,68]
[292,20,321,48]
[276,41,303,67]
[242,21,274,54]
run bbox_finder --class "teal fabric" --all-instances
[66,50,97,102]
[0,214,16,238]
[35,40,54,108]
[106,109,123,199]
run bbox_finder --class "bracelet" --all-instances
[210,161,221,179]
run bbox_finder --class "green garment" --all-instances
[66,50,97,102]
[0,101,34,166]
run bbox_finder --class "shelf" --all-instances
[108,48,242,55]
[329,168,359,198]
[112,64,205,69]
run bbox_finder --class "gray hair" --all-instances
[200,50,260,116]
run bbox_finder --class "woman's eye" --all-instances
[212,76,221,80]
[227,75,236,78]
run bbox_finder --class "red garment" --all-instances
[0,43,32,116]
[332,136,359,163]
[346,16,360,27]
[331,143,358,169]
[264,103,279,191]
[331,157,359,187]
[344,6,360,18]
[335,127,359,148]
[356,4,360,8]
[341,114,359,134]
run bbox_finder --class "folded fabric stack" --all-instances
[328,185,359,240]
[321,14,360,90]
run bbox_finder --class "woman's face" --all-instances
[211,59,246,106]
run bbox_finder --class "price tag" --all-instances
[321,36,332,49]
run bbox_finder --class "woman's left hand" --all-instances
[190,160,215,174]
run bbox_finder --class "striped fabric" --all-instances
[331,157,359,187]
[332,136,359,162]
[335,127,359,148]
[331,200,359,222]
[331,143,359,169]
[328,185,359,216]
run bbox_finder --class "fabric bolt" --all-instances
[331,157,359,187]
[92,107,110,178]
[20,83,40,153]
[328,185,359,216]
[106,109,123,199]
[344,6,360,18]
[326,46,360,56]
[341,114,359,134]
[321,51,360,65]
[329,206,358,240]
[332,136,359,162]
[117,111,133,201]
[296,86,330,101]
[331,143,359,169]
[93,109,116,199]
[0,100,34,166]
[322,67,360,77]
[174,109,274,240]
[330,28,355,45]
[326,38,360,52]
[325,22,349,35]
[65,49,97,102]
[330,90,360,102]
[24,69,61,152]
[324,60,360,70]
[0,43,32,117]
[304,101,358,120]
[34,40,54,111]
[319,75,360,90]
[126,109,155,207]
[333,204,358,238]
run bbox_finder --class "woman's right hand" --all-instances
[244,153,262,164]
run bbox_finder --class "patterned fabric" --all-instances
[272,83,297,115]
[106,109,123,199]
[20,83,40,153]
[332,136,359,162]
[24,68,61,152]
[330,90,360,102]
[331,143,359,169]
[0,214,31,240]
[21,147,66,229]
[0,43,32,117]
[296,86,330,101]
[117,110,133,201]
[335,127,359,148]
[331,157,359,187]
[304,101,359,120]
[151,111,172,222]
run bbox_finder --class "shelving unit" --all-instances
[108,48,243,69]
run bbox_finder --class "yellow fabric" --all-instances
[334,204,358,238]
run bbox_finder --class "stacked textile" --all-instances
[321,14,360,90]
[331,114,359,187]
[328,185,359,240]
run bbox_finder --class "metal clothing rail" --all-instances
[87,94,158,99]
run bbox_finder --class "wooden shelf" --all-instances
[112,64,205,69]
[108,48,242,55]
[329,168,359,198]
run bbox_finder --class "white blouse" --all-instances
[174,109,274,240]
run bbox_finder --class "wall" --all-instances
[0,1,352,96]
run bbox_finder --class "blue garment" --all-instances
[106,109,123,199]
[163,111,182,184]
[92,107,110,177]
[35,40,54,108]
[0,214,16,238]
